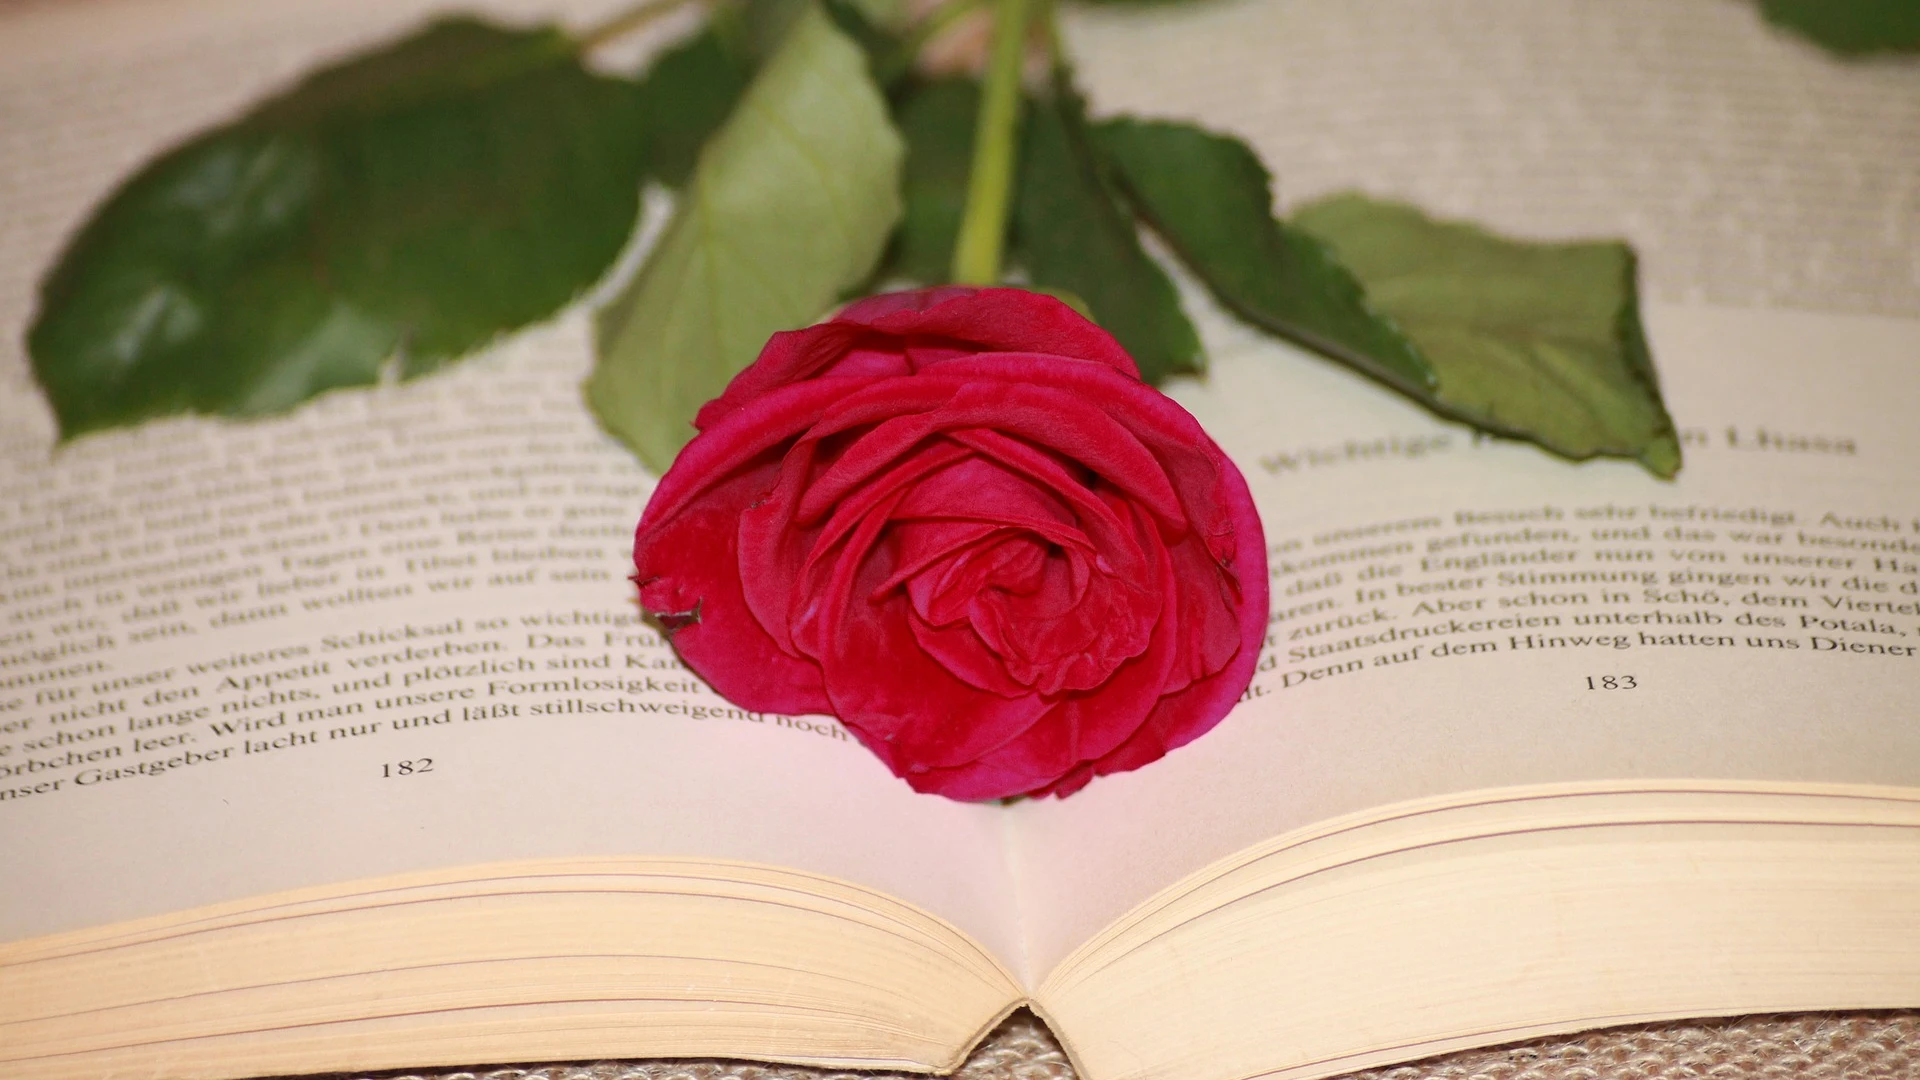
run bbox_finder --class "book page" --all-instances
[1010,303,1920,975]
[1007,0,1920,979]
[0,313,1027,959]
[0,0,1024,965]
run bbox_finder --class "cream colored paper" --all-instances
[1009,304,1920,975]
[0,0,1021,958]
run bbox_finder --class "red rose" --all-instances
[631,287,1267,799]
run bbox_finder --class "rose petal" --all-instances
[697,287,1138,433]
[946,428,1143,573]
[799,374,1187,531]
[806,499,1055,769]
[875,519,1002,596]
[641,378,869,537]
[897,525,1071,624]
[957,499,1180,782]
[730,438,821,657]
[937,353,1248,566]
[802,506,1063,761]
[738,438,970,656]
[694,322,870,432]
[1145,453,1268,754]
[851,288,1140,379]
[906,606,1032,698]
[1158,532,1249,694]
[632,462,832,714]
[898,713,1076,800]
[881,455,1159,693]
[835,285,981,321]
[795,440,975,598]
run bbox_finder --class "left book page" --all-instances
[0,0,1022,969]
[0,320,1018,960]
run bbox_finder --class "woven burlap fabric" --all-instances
[311,1009,1920,1080]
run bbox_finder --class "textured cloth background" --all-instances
[312,1010,1920,1080]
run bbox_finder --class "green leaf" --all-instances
[1759,0,1920,54]
[588,5,905,473]
[1014,79,1202,385]
[633,25,755,188]
[878,77,981,284]
[1093,124,1677,476]
[29,16,649,439]
[1294,193,1682,478]
[1093,118,1434,395]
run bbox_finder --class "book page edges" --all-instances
[4,787,1915,1080]
[1036,780,1920,1080]
[0,857,1025,1080]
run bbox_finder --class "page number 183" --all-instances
[1586,675,1637,690]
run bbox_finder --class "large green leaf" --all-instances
[1013,78,1202,385]
[1093,118,1434,395]
[1759,0,1920,54]
[1294,194,1681,478]
[29,16,652,439]
[588,5,905,472]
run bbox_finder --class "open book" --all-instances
[6,298,1919,1079]
[3,2,1918,1080]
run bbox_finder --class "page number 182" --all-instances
[1586,675,1637,690]
[380,758,435,777]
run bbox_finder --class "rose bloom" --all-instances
[631,288,1267,800]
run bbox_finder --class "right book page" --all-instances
[1009,302,1920,976]
[1007,0,1920,979]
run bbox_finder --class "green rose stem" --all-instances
[950,0,1032,285]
